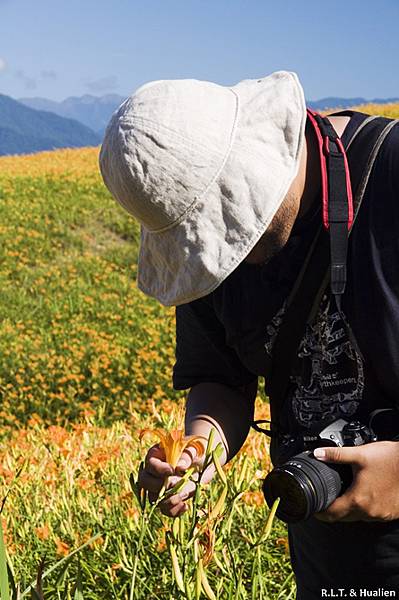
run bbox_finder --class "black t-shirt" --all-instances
[173,112,399,593]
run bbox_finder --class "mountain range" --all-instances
[19,94,125,136]
[19,94,399,133]
[1,92,399,157]
[0,94,101,157]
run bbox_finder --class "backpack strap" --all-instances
[255,114,398,438]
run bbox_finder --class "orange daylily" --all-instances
[55,538,70,557]
[139,428,205,469]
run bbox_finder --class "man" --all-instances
[99,71,399,597]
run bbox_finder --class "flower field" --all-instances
[0,147,292,599]
[0,103,397,599]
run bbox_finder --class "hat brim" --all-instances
[137,71,307,306]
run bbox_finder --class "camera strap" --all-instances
[307,109,353,310]
[253,111,398,438]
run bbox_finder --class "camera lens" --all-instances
[262,451,347,522]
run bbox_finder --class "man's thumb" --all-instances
[313,446,360,464]
[175,449,194,473]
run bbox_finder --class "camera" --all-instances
[262,409,399,523]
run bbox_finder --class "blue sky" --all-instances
[1,0,399,102]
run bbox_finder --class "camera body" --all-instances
[263,410,398,523]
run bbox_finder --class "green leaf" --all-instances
[72,562,83,600]
[6,565,15,600]
[203,428,216,465]
[130,465,147,511]
[54,558,72,590]
[213,443,224,460]
[172,517,180,542]
[0,519,10,600]
[235,455,249,491]
[161,466,195,501]
[212,448,227,485]
[253,497,280,547]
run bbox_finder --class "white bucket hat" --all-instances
[99,70,307,306]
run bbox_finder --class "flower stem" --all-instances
[129,500,159,599]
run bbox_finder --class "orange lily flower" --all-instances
[139,428,205,469]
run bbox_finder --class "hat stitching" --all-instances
[143,88,240,235]
[101,111,228,229]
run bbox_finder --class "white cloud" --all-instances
[0,58,7,72]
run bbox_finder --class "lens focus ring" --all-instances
[263,451,345,522]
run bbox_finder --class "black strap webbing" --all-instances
[266,114,396,434]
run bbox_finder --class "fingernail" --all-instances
[313,448,326,459]
[167,477,179,488]
[179,492,189,501]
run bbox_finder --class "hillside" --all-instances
[308,96,399,111]
[344,102,399,119]
[0,94,101,156]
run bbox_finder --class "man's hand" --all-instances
[138,443,215,518]
[314,441,399,522]
[137,380,256,518]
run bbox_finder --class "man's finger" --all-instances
[315,490,361,522]
[145,455,174,478]
[146,444,166,460]
[313,445,363,465]
[145,444,166,465]
[166,478,196,498]
[159,499,189,518]
[315,483,364,523]
[175,447,198,474]
[138,470,167,494]
[159,484,196,517]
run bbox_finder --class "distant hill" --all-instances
[307,96,399,111]
[19,94,125,137]
[19,93,399,137]
[0,94,101,156]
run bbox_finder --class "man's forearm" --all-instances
[184,380,257,464]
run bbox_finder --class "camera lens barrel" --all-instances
[263,451,345,523]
